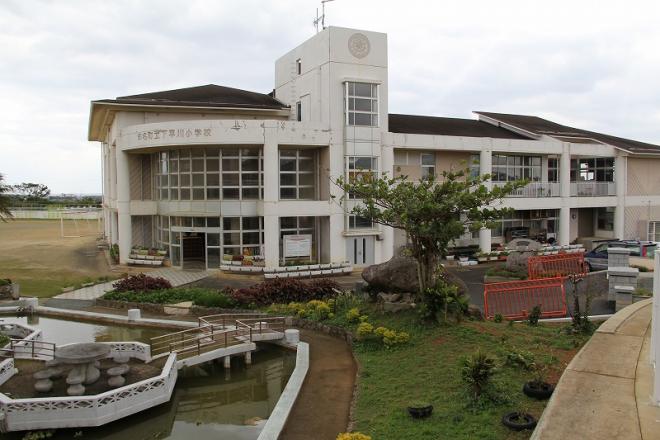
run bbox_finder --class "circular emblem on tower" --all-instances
[348,33,370,59]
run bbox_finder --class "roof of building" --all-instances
[475,111,660,154]
[388,113,528,139]
[96,84,289,110]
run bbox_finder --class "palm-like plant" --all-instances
[0,173,14,222]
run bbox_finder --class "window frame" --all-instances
[344,81,379,127]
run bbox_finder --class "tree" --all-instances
[10,182,50,203]
[335,167,525,293]
[0,174,13,222]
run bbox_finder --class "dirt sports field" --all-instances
[0,220,114,297]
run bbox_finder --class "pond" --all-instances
[0,315,296,439]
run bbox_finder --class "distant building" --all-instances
[89,26,660,268]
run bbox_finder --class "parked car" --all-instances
[584,240,657,271]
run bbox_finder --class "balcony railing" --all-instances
[570,181,616,197]
[493,182,560,198]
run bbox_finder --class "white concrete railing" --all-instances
[570,181,616,197]
[652,249,660,404]
[0,353,177,432]
[0,359,16,387]
[494,181,560,198]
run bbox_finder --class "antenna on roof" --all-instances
[313,0,336,33]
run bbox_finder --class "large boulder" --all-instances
[362,256,420,293]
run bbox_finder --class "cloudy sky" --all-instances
[1,0,659,194]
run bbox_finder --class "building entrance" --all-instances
[182,232,206,270]
[347,235,375,266]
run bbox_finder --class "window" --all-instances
[345,82,378,127]
[154,147,263,201]
[421,153,435,179]
[279,149,317,199]
[597,207,614,231]
[349,215,373,229]
[490,210,559,239]
[492,155,541,182]
[347,156,378,199]
[649,221,660,242]
[547,157,558,182]
[296,101,302,122]
[280,216,317,263]
[469,154,480,179]
[296,58,301,75]
[570,158,614,182]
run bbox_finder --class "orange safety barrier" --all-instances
[527,253,586,280]
[483,277,567,320]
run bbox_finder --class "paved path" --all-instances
[54,268,209,300]
[531,299,659,440]
[280,329,356,440]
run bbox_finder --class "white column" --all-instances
[652,249,660,404]
[110,212,119,245]
[559,144,571,245]
[116,149,132,264]
[263,123,280,267]
[614,155,627,240]
[379,146,394,262]
[479,148,492,253]
[329,141,346,263]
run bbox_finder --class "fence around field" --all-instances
[527,253,586,280]
[483,277,568,320]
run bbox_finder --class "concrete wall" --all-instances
[626,157,660,196]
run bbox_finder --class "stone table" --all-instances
[54,343,111,396]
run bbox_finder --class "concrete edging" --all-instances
[257,342,310,440]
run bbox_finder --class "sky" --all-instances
[1,0,660,194]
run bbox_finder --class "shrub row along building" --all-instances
[89,26,660,269]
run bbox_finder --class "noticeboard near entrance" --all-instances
[283,234,312,258]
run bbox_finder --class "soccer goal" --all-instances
[59,208,102,238]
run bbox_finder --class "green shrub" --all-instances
[504,347,535,370]
[461,350,497,399]
[634,287,653,297]
[0,279,11,286]
[346,307,361,323]
[527,305,542,326]
[103,287,236,308]
[192,291,237,308]
[493,313,503,323]
[485,267,527,279]
[356,322,374,339]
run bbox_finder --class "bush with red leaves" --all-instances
[112,273,172,293]
[229,278,341,307]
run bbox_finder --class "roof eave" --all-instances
[88,101,291,142]
[474,112,540,140]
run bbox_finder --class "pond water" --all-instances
[0,315,296,440]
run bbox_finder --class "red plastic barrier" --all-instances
[483,277,567,320]
[528,253,586,280]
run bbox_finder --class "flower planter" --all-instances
[458,256,469,263]
[501,412,537,431]
[489,256,499,261]
[633,295,652,304]
[446,255,455,261]
[157,250,167,256]
[523,381,554,399]
[478,257,488,263]
[407,404,433,419]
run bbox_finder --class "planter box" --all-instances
[446,255,455,261]
[0,283,20,300]
[633,295,652,303]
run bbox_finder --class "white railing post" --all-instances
[652,249,660,404]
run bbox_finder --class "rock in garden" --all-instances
[377,292,401,303]
[362,256,420,292]
[467,305,484,321]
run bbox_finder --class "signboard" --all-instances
[283,234,312,258]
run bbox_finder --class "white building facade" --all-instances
[89,26,660,269]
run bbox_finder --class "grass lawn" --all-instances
[0,220,117,297]
[298,301,591,440]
